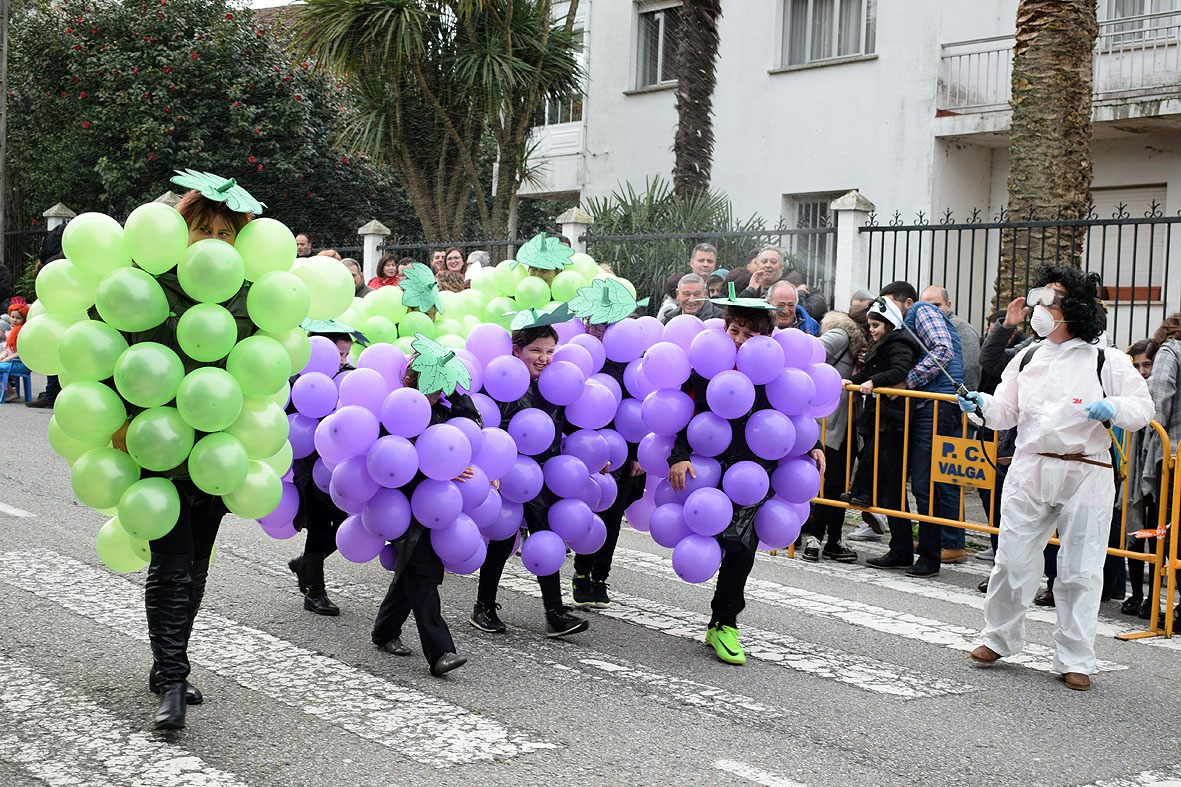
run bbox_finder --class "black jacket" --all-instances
[850,329,920,431]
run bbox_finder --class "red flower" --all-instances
[148,153,156,160]
[226,13,233,19]
[73,44,81,50]
[341,156,348,163]
[31,218,40,225]
[90,27,97,34]
[133,67,138,74]
[248,155,256,163]
[163,67,171,73]
[256,164,263,171]
[233,101,240,108]
[165,128,173,134]
[191,52,198,60]
[60,91,67,98]
[301,62,308,69]
[163,106,170,112]
[253,128,260,134]
[81,120,90,129]
[71,77,79,82]
[112,69,119,74]
[66,27,72,33]
[293,94,302,101]
[79,91,87,98]
[245,49,252,54]
[141,93,149,99]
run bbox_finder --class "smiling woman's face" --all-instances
[513,336,556,380]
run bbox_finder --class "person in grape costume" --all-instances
[371,337,480,676]
[668,285,827,665]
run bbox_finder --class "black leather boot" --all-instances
[297,552,340,616]
[146,554,192,730]
[148,557,207,705]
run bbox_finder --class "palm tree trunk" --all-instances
[672,0,721,201]
[995,0,1097,307]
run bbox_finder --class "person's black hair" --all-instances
[724,267,752,291]
[511,325,559,348]
[723,305,775,336]
[880,281,918,303]
[1127,338,1156,358]
[1032,264,1105,343]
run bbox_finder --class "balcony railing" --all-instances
[938,10,1181,112]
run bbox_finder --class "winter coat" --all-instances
[818,310,869,449]
[850,329,920,431]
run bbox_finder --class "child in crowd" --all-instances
[1,299,30,402]
[1113,338,1156,612]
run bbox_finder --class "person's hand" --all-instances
[886,378,909,400]
[956,391,982,414]
[809,448,827,476]
[859,380,874,396]
[599,461,611,475]
[628,460,644,478]
[1004,296,1029,328]
[453,467,475,483]
[1085,400,1115,423]
[669,460,696,492]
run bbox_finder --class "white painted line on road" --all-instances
[0,655,249,787]
[1084,764,1181,786]
[713,758,808,787]
[0,549,554,768]
[0,502,34,518]
[611,547,1129,674]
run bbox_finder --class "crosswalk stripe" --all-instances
[713,758,809,787]
[0,502,34,518]
[1081,764,1181,787]
[0,549,554,768]
[0,654,249,787]
[610,546,1129,674]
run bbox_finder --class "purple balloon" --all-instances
[569,514,607,555]
[381,387,432,438]
[312,457,332,493]
[410,479,463,528]
[567,381,617,430]
[379,542,398,571]
[456,465,490,509]
[544,454,591,498]
[663,313,705,352]
[643,341,691,390]
[538,360,586,406]
[563,429,610,472]
[444,539,487,575]
[474,427,518,480]
[649,502,691,548]
[653,478,686,506]
[636,315,664,348]
[292,372,338,419]
[784,497,813,525]
[553,343,594,378]
[704,317,724,331]
[330,454,379,514]
[722,460,770,506]
[302,335,341,377]
[258,482,299,528]
[775,328,813,369]
[520,530,567,576]
[683,454,722,494]
[599,428,629,471]
[316,405,379,464]
[808,398,840,419]
[336,514,385,563]
[806,362,843,404]
[466,323,513,369]
[553,318,585,345]
[641,388,694,436]
[789,414,820,457]
[362,487,412,540]
[772,458,822,504]
[570,334,606,373]
[338,367,388,417]
[470,392,502,429]
[689,328,737,379]
[449,417,485,458]
[637,432,674,475]
[288,413,318,459]
[745,409,797,461]
[737,336,786,385]
[366,435,418,488]
[357,342,407,389]
[431,514,482,564]
[416,423,472,481]
[622,359,657,399]
[499,455,543,503]
[480,498,523,540]
[508,408,556,456]
[672,534,723,583]
[686,412,732,457]
[548,498,593,542]
[682,487,732,536]
[766,368,816,416]
[592,472,618,512]
[626,488,655,532]
[467,486,501,526]
[261,519,298,540]
[706,370,756,420]
[588,372,622,405]
[602,319,647,363]
[754,497,803,549]
[613,398,648,443]
[808,335,826,366]
[484,355,530,402]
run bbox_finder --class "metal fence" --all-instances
[378,237,526,266]
[860,205,1181,348]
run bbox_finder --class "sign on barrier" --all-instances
[931,436,996,489]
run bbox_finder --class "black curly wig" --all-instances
[1032,264,1106,343]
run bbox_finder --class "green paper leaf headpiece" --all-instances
[299,318,370,346]
[170,169,265,215]
[701,281,783,311]
[400,263,445,314]
[511,232,575,271]
[568,278,649,325]
[409,333,472,397]
[508,302,573,331]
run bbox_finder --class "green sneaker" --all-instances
[705,623,746,665]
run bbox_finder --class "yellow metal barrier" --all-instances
[815,384,1175,639]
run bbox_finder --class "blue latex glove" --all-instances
[956,391,982,414]
[1085,400,1115,422]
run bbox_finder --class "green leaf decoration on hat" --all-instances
[409,333,471,397]
[400,263,445,314]
[702,280,783,311]
[170,169,265,215]
[568,277,649,324]
[299,318,370,346]
[508,302,573,331]
[511,232,575,271]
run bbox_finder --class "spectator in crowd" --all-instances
[739,246,785,298]
[765,280,820,336]
[1109,338,1155,611]
[850,289,875,314]
[26,226,66,408]
[724,267,752,296]
[688,243,717,277]
[465,250,491,279]
[657,271,686,323]
[295,234,312,257]
[442,246,465,275]
[865,281,965,577]
[661,273,722,323]
[785,270,827,321]
[430,249,447,272]
[397,257,416,281]
[317,248,342,260]
[1,299,30,402]
[707,269,728,298]
[368,253,401,289]
[557,235,572,248]
[342,258,374,298]
[436,270,467,293]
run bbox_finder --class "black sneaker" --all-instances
[590,579,611,608]
[544,605,589,637]
[822,543,858,562]
[839,491,870,507]
[802,546,820,562]
[866,552,911,569]
[470,602,507,633]
[905,558,941,578]
[571,574,594,606]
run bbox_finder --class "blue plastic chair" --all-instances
[0,361,33,403]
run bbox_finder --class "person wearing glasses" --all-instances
[956,265,1152,691]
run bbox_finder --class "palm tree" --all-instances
[995,0,1098,306]
[672,0,722,201]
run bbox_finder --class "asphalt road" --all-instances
[2,393,1179,787]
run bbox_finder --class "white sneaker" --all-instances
[861,510,888,534]
[975,547,995,562]
[847,525,882,542]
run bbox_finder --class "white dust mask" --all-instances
[1029,304,1061,337]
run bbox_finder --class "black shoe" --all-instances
[840,491,870,507]
[288,556,309,595]
[1034,588,1055,607]
[571,574,594,606]
[545,606,589,638]
[866,552,911,569]
[1121,596,1143,615]
[152,683,187,730]
[377,637,412,656]
[905,559,940,578]
[822,543,858,563]
[1138,598,1156,619]
[148,669,203,705]
[470,602,506,633]
[24,396,55,409]
[430,652,467,677]
[801,546,820,562]
[590,579,611,608]
[293,552,340,616]
[978,578,989,593]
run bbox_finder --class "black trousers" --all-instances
[805,442,851,546]
[149,482,225,560]
[573,468,643,581]
[302,489,344,556]
[709,540,758,629]
[371,531,455,665]
[477,504,563,611]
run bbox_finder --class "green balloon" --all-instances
[570,252,600,282]
[247,271,310,333]
[113,342,185,408]
[461,314,482,333]
[59,320,129,382]
[398,310,435,340]
[70,447,141,509]
[117,477,180,541]
[258,327,311,372]
[125,407,195,472]
[124,203,188,275]
[617,276,638,299]
[35,258,100,315]
[368,285,407,322]
[48,415,110,463]
[226,335,291,398]
[458,288,487,317]
[514,276,551,310]
[128,532,151,562]
[470,266,498,298]
[225,396,289,459]
[53,381,127,443]
[437,333,466,349]
[494,259,527,297]
[176,303,238,363]
[269,380,291,408]
[394,336,416,355]
[260,440,293,478]
[188,432,251,495]
[550,270,587,303]
[222,460,282,519]
[95,267,170,332]
[234,218,297,281]
[437,291,464,320]
[17,313,74,374]
[178,239,246,303]
[362,315,397,345]
[348,296,371,322]
[483,296,516,328]
[176,367,244,432]
[96,518,149,573]
[435,317,463,337]
[290,256,353,320]
[62,212,132,279]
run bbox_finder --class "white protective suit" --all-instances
[975,337,1153,674]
